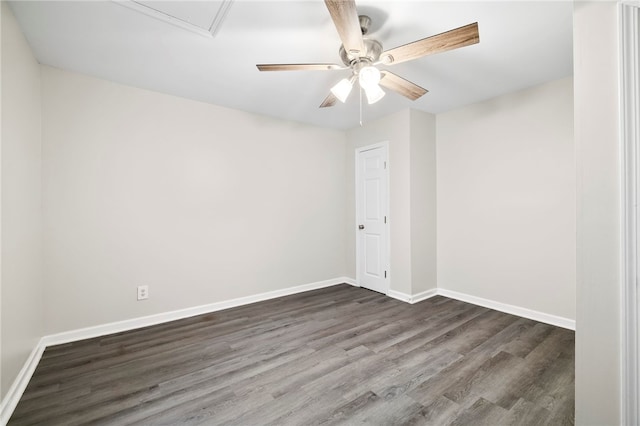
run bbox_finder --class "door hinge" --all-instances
[384,161,387,169]
[384,270,387,278]
[384,216,387,224]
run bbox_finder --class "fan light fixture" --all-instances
[358,66,385,104]
[330,75,356,103]
[363,82,385,104]
[358,66,380,88]
[330,66,386,106]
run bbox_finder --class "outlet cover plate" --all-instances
[137,285,149,300]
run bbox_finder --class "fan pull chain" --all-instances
[359,85,363,127]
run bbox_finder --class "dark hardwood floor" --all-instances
[9,284,575,425]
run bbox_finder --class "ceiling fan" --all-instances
[256,0,479,108]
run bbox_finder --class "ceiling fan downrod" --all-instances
[338,16,382,67]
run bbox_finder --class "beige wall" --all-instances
[409,109,437,294]
[41,66,347,334]
[574,2,621,424]
[346,109,437,296]
[346,110,412,294]
[437,77,575,320]
[1,2,44,397]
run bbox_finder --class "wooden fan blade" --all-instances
[324,0,365,56]
[381,22,479,65]
[379,71,428,101]
[257,63,344,71]
[319,92,338,108]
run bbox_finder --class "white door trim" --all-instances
[355,142,390,294]
[620,2,639,425]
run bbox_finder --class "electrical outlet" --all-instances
[137,285,149,301]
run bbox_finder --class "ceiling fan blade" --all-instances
[324,0,365,57]
[319,92,338,108]
[257,63,344,71]
[381,22,479,65]
[379,72,428,101]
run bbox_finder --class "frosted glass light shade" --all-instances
[364,84,385,104]
[358,66,381,89]
[330,77,354,103]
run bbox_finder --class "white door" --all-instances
[356,143,389,294]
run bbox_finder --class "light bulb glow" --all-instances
[364,84,386,104]
[358,66,381,89]
[330,77,354,103]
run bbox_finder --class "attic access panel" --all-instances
[118,0,233,37]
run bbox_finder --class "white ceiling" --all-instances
[9,0,573,130]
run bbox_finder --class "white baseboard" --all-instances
[0,276,355,423]
[387,288,438,304]
[387,287,574,330]
[342,277,359,287]
[387,289,412,303]
[0,338,46,425]
[437,288,576,330]
[412,288,439,303]
[42,277,355,347]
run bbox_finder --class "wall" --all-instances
[41,66,347,334]
[1,2,44,398]
[346,110,411,294]
[437,77,575,321]
[573,2,621,424]
[1,0,3,400]
[409,109,437,294]
[346,109,437,296]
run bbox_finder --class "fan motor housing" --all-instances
[339,38,383,66]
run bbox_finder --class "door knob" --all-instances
[358,225,365,230]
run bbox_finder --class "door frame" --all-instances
[355,142,390,294]
[620,2,639,424]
